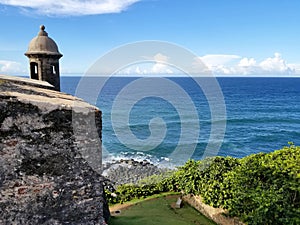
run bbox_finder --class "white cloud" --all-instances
[0,0,140,16]
[287,63,300,74]
[117,52,299,76]
[135,66,142,74]
[0,60,24,74]
[153,53,169,63]
[200,54,241,68]
[116,53,175,75]
[151,53,173,74]
[199,53,296,76]
[259,52,293,74]
[238,57,256,67]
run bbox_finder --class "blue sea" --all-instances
[61,76,300,166]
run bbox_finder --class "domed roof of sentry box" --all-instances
[25,25,63,57]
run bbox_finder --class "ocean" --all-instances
[61,76,300,166]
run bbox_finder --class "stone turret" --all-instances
[25,25,63,91]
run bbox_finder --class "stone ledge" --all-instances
[183,194,245,225]
[0,74,54,90]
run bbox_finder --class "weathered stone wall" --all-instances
[183,194,245,225]
[0,75,109,224]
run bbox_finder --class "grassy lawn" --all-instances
[109,195,216,225]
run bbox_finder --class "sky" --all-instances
[1,0,300,76]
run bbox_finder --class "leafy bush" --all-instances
[223,144,300,224]
[160,160,203,193]
[195,157,238,207]
[106,183,161,204]
[159,157,239,204]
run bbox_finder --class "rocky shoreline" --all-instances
[102,159,171,186]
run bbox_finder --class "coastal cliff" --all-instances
[0,75,109,224]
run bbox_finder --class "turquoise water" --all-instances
[61,76,300,166]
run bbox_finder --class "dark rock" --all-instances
[102,159,169,186]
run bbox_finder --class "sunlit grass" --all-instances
[109,195,216,225]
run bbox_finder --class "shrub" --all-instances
[223,144,300,224]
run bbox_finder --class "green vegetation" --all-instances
[109,195,216,225]
[106,143,300,224]
[223,143,300,224]
[106,183,162,205]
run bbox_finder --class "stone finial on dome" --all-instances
[38,24,48,36]
[25,25,62,56]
